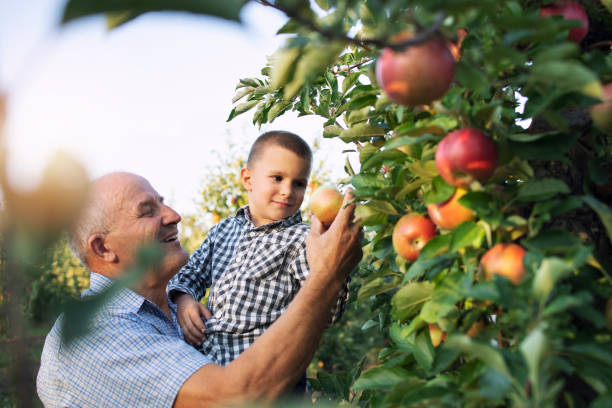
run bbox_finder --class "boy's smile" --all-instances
[241,144,311,227]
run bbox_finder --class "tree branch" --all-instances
[255,0,446,50]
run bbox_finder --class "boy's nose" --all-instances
[280,182,293,197]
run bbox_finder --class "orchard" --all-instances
[2,0,612,407]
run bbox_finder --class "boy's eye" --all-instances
[272,175,283,182]
[294,180,306,188]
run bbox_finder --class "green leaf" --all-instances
[455,61,490,96]
[530,60,601,97]
[323,124,343,138]
[532,257,573,300]
[365,200,399,215]
[351,174,386,189]
[105,11,143,29]
[270,47,301,90]
[450,222,485,252]
[391,281,434,322]
[583,195,612,246]
[522,229,581,254]
[413,331,435,371]
[543,291,592,316]
[424,176,455,204]
[283,42,344,99]
[506,130,561,143]
[385,135,435,150]
[418,234,452,260]
[445,335,512,380]
[517,178,570,202]
[226,100,258,122]
[340,123,385,142]
[389,321,423,354]
[62,0,244,24]
[404,253,456,282]
[352,366,412,391]
[357,277,399,302]
[361,149,405,171]
[407,160,438,180]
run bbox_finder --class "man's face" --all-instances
[103,174,188,280]
[242,144,310,227]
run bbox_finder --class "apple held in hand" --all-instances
[392,213,437,261]
[540,1,589,43]
[309,186,343,225]
[376,33,455,106]
[435,128,498,188]
[427,188,475,230]
[481,243,526,285]
[589,83,612,134]
[428,323,446,347]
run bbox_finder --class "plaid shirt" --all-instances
[168,206,348,365]
[37,273,211,408]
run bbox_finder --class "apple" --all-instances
[376,32,455,106]
[428,323,446,347]
[589,83,612,134]
[540,1,589,43]
[435,128,498,188]
[1,151,89,239]
[309,186,343,225]
[481,243,526,285]
[427,188,475,230]
[392,213,437,261]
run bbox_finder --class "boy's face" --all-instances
[241,144,310,227]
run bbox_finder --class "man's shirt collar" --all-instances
[84,272,177,315]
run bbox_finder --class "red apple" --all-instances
[540,1,589,43]
[481,243,526,285]
[435,128,498,188]
[428,323,446,347]
[392,213,437,261]
[309,186,343,225]
[589,83,612,134]
[427,188,475,230]
[376,33,455,106]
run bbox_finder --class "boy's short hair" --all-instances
[247,131,313,170]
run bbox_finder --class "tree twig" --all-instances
[255,0,446,50]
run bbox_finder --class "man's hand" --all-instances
[175,293,212,346]
[306,189,363,282]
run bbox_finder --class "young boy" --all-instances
[167,131,348,369]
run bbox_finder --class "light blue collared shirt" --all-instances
[37,273,211,407]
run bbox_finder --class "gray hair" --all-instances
[67,174,118,266]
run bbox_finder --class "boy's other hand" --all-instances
[175,293,212,346]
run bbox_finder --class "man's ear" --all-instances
[240,168,253,192]
[88,234,117,264]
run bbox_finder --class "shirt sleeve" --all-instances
[56,315,212,408]
[168,225,217,302]
[287,234,350,326]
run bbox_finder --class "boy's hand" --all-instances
[175,293,212,346]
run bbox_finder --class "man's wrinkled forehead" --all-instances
[92,172,159,216]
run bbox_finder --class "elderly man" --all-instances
[36,172,362,407]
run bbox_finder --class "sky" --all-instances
[0,0,350,216]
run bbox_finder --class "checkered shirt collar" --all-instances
[84,272,177,315]
[235,205,303,230]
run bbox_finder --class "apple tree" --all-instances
[224,1,612,406]
[53,0,612,406]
